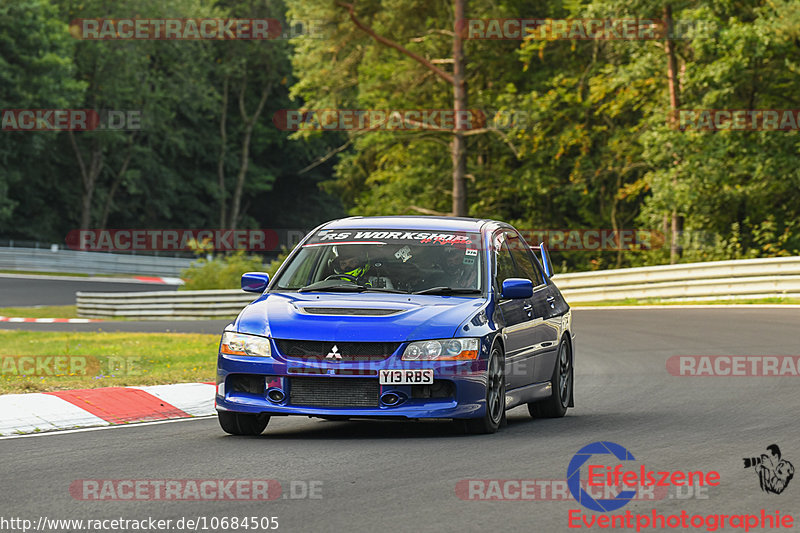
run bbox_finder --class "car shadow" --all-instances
[216,408,666,440]
[256,418,474,439]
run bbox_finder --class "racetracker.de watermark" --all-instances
[66,228,663,253]
[274,109,495,131]
[68,479,322,500]
[65,229,300,252]
[673,109,800,131]
[455,479,692,501]
[517,230,661,251]
[667,356,800,377]
[69,18,325,40]
[71,18,277,40]
[1,110,142,131]
[456,18,715,40]
[1,356,143,377]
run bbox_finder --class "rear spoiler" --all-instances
[531,242,554,278]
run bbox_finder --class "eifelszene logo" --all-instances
[567,441,638,512]
[567,441,721,513]
[743,444,794,494]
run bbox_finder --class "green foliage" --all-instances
[288,0,800,271]
[1,0,344,243]
[0,0,85,231]
[3,0,800,273]
[181,251,264,290]
[180,251,287,290]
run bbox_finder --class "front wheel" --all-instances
[218,411,269,435]
[465,344,506,434]
[528,339,572,419]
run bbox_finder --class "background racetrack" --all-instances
[2,308,798,532]
[0,274,179,307]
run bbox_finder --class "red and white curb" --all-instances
[0,273,184,285]
[0,316,102,323]
[132,276,184,285]
[0,382,215,436]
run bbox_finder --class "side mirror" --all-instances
[538,242,553,278]
[501,278,533,299]
[241,272,270,293]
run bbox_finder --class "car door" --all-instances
[505,230,559,387]
[492,231,535,390]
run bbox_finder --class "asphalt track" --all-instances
[2,308,799,532]
[0,274,178,306]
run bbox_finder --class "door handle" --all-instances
[546,296,556,308]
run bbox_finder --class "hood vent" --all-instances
[300,307,401,316]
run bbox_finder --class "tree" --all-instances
[289,0,523,217]
[0,0,84,236]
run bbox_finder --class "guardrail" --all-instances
[77,290,255,319]
[0,247,194,277]
[551,256,800,303]
[75,256,800,318]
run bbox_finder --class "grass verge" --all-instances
[0,331,219,394]
[0,270,94,277]
[574,297,800,306]
[0,306,81,319]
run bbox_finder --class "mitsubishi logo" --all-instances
[326,345,342,360]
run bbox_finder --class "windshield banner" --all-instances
[306,229,481,248]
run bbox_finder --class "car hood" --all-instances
[234,292,486,342]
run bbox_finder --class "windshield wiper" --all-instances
[361,287,407,294]
[412,287,481,295]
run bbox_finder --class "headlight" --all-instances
[220,332,272,357]
[402,338,479,361]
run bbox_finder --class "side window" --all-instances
[493,232,516,288]
[506,231,545,286]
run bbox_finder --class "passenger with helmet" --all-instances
[440,246,478,288]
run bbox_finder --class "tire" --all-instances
[465,344,506,434]
[528,339,572,419]
[218,411,270,436]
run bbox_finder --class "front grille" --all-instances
[275,340,400,361]
[302,307,400,316]
[289,377,379,407]
[288,368,378,376]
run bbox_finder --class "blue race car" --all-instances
[216,216,574,435]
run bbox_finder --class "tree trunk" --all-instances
[99,133,136,230]
[451,0,468,217]
[337,1,466,216]
[227,77,271,230]
[218,76,229,230]
[664,3,683,264]
[70,132,104,230]
[612,173,622,268]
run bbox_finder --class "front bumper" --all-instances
[215,348,490,420]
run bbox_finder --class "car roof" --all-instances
[320,216,504,233]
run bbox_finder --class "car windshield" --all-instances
[272,229,483,295]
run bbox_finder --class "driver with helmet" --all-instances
[331,245,371,282]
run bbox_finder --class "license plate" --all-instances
[379,369,434,385]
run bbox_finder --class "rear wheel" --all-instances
[528,339,572,418]
[218,411,269,435]
[465,344,506,434]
